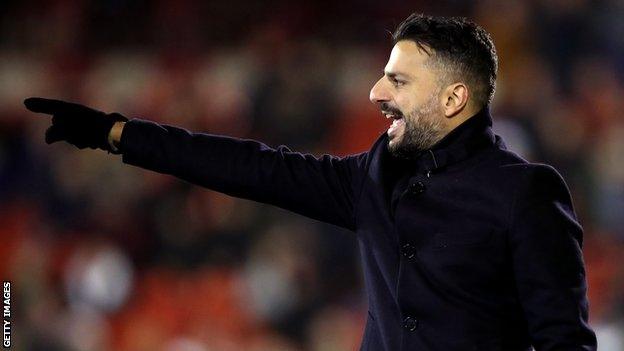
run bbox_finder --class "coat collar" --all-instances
[386,106,497,175]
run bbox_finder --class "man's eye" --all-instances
[393,80,405,87]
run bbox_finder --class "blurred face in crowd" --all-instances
[370,40,469,158]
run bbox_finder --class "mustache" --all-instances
[380,102,403,117]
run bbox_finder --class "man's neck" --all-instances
[443,105,480,137]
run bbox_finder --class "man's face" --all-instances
[370,40,448,159]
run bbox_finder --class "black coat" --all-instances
[118,107,597,350]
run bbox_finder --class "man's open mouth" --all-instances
[384,112,404,137]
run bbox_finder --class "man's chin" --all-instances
[387,135,407,156]
[387,136,426,160]
[387,135,401,151]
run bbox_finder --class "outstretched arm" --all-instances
[116,118,368,231]
[25,97,369,231]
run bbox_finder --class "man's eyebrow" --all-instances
[384,70,413,79]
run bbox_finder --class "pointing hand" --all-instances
[24,97,128,153]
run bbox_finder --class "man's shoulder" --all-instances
[481,142,557,175]
[486,148,571,200]
[494,150,565,184]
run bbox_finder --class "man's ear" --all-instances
[441,83,469,117]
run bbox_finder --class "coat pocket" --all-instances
[415,229,505,289]
[427,229,494,250]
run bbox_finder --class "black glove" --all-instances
[23,97,128,154]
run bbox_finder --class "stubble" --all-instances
[388,90,447,160]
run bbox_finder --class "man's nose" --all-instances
[369,78,390,104]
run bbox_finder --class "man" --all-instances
[24,13,596,351]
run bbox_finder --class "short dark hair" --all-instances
[392,13,498,108]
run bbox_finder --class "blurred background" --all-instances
[1,0,623,350]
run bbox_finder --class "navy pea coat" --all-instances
[117,107,597,350]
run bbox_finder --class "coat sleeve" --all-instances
[508,164,597,350]
[118,118,368,231]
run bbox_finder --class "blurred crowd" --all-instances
[1,0,623,350]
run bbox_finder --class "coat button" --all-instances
[403,316,419,331]
[401,243,416,259]
[408,181,426,195]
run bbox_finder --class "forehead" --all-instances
[385,40,433,77]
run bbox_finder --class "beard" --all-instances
[384,91,447,160]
